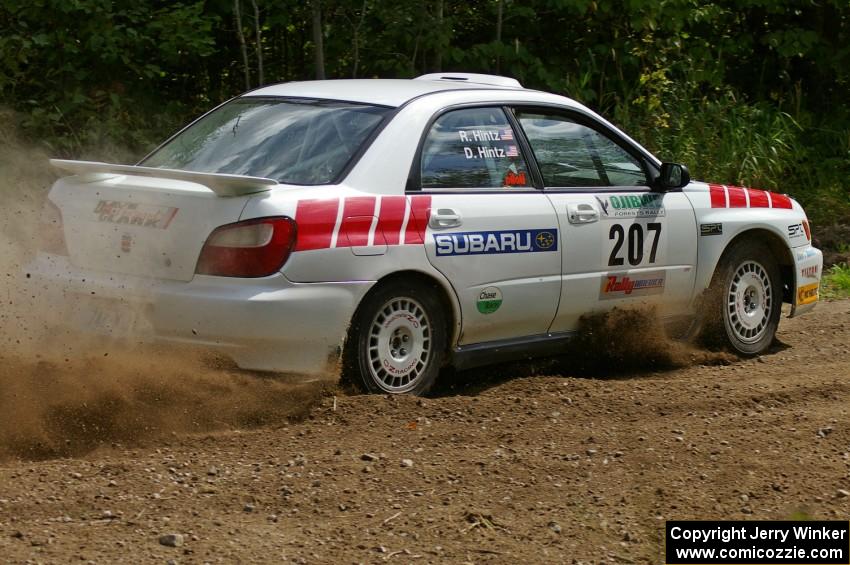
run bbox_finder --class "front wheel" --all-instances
[701,239,782,355]
[343,280,448,395]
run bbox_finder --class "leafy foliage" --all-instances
[822,263,850,300]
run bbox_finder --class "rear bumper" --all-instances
[25,254,373,375]
[789,244,823,318]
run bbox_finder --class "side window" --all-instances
[514,110,647,188]
[420,107,531,189]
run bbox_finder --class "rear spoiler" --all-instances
[50,159,278,197]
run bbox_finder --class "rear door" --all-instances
[411,106,561,345]
[510,107,698,332]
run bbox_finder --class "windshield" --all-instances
[142,98,390,185]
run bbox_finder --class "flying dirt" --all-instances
[0,118,331,462]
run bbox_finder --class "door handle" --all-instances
[429,208,463,229]
[567,202,599,224]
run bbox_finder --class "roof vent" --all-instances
[414,73,522,88]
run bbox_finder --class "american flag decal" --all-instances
[505,145,519,157]
[499,128,514,141]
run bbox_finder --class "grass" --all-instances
[821,263,850,300]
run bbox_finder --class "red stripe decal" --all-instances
[727,185,747,208]
[294,199,340,251]
[339,196,376,247]
[770,192,793,209]
[709,184,726,208]
[405,195,432,245]
[377,196,406,246]
[747,188,770,208]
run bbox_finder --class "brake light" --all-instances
[40,199,68,256]
[802,219,811,241]
[196,217,296,277]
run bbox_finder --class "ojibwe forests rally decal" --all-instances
[595,194,665,219]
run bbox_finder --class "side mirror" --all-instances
[655,162,690,192]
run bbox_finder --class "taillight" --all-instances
[196,217,296,277]
[802,219,811,241]
[40,199,69,256]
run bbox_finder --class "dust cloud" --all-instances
[0,111,330,461]
[561,306,735,375]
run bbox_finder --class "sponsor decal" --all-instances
[434,228,558,256]
[120,233,133,253]
[788,222,805,238]
[596,194,665,219]
[458,129,512,142]
[463,146,510,159]
[797,282,819,305]
[503,163,528,187]
[699,222,723,236]
[94,200,179,230]
[796,247,819,261]
[599,271,665,299]
[293,195,431,252]
[383,357,417,376]
[801,265,819,279]
[708,184,793,209]
[382,312,420,330]
[476,286,503,314]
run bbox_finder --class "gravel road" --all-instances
[1,301,849,564]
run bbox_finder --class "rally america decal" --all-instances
[599,271,666,299]
[434,229,558,256]
[94,200,179,230]
[596,194,665,219]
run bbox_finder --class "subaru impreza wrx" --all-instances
[31,73,823,394]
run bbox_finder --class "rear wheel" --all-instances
[343,280,447,395]
[701,239,782,355]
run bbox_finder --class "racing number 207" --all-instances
[608,223,662,266]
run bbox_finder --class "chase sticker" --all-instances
[476,287,503,314]
[435,229,558,256]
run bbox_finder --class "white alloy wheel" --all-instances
[701,239,782,356]
[726,260,773,344]
[367,297,432,393]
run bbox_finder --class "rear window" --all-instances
[142,98,390,185]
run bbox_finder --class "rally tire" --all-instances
[700,239,782,356]
[343,280,448,395]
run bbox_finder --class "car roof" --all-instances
[243,77,527,108]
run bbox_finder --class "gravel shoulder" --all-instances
[1,300,849,564]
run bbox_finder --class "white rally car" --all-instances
[32,73,823,395]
